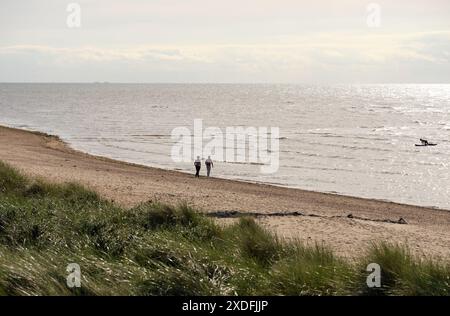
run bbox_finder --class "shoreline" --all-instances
[1,124,450,259]
[2,122,447,213]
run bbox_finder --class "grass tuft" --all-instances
[361,242,450,296]
[228,217,283,266]
[0,161,28,193]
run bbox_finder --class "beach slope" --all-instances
[0,125,449,259]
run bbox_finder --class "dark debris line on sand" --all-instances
[206,210,408,225]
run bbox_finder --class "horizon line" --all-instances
[1,82,450,85]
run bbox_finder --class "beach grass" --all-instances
[0,160,449,296]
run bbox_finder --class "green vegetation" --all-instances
[0,160,449,296]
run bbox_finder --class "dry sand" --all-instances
[1,125,449,260]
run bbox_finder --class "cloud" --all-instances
[1,31,449,82]
[0,45,186,62]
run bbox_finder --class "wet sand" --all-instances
[1,125,449,259]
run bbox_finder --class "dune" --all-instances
[1,125,449,259]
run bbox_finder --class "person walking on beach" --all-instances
[205,156,213,177]
[194,156,201,177]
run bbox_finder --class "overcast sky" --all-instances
[1,0,450,83]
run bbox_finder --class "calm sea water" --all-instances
[1,83,449,209]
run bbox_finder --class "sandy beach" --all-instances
[1,125,449,260]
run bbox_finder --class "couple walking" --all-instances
[194,156,214,177]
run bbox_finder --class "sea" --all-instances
[1,83,449,209]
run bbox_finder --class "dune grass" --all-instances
[0,160,449,296]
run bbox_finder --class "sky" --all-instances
[1,0,450,83]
